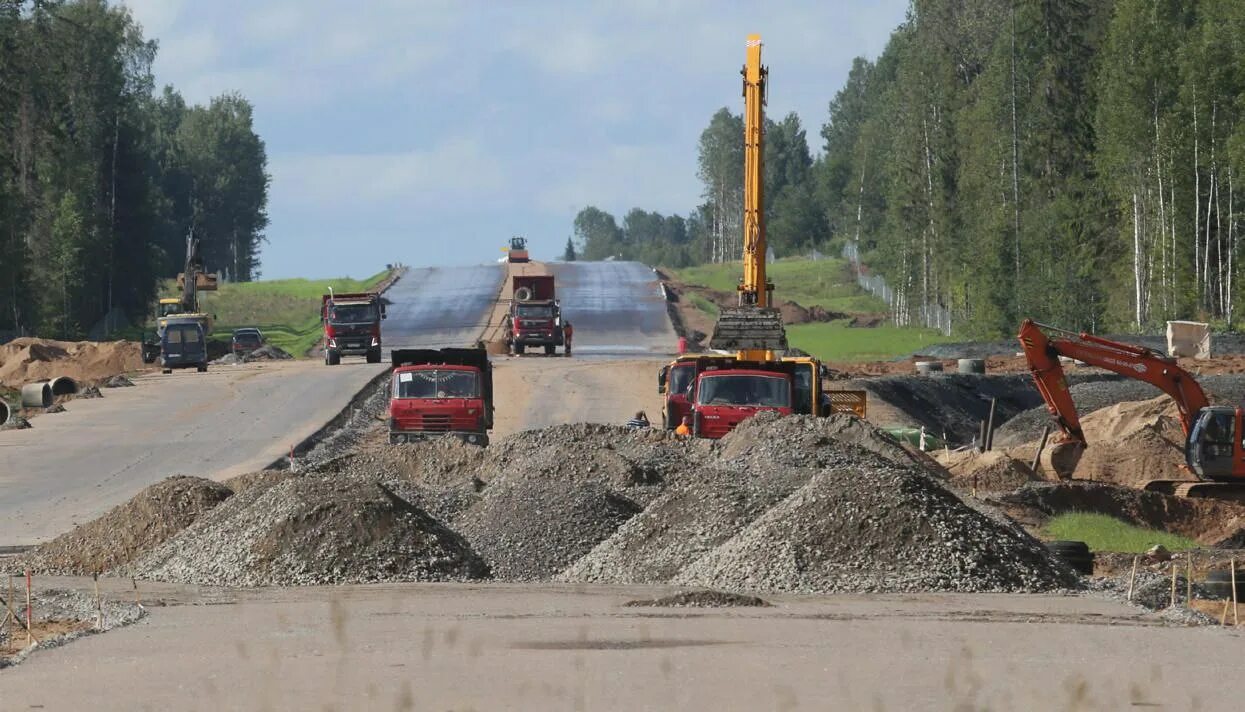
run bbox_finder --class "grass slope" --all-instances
[1044,513,1199,553]
[670,258,953,361]
[195,270,389,357]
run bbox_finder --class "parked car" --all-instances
[231,328,264,354]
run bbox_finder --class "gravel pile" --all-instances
[13,477,232,575]
[126,472,487,586]
[672,460,1078,594]
[0,588,146,669]
[101,374,134,388]
[624,590,771,607]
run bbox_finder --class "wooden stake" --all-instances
[1233,558,1239,626]
[1127,556,1139,602]
[25,569,31,647]
[132,578,141,608]
[1186,554,1193,605]
[0,592,38,645]
[985,398,999,451]
[1170,563,1178,609]
[93,573,102,630]
[1030,424,1052,473]
[1222,596,1231,626]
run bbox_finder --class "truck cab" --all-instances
[389,348,493,446]
[507,275,563,356]
[689,359,795,439]
[658,354,735,430]
[323,292,385,365]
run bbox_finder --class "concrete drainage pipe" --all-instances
[914,361,944,375]
[21,381,53,408]
[49,375,79,397]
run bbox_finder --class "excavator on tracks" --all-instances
[1018,318,1245,501]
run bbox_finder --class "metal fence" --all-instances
[841,241,952,336]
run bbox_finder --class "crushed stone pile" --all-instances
[0,338,145,389]
[0,588,145,669]
[624,590,770,607]
[126,472,488,586]
[101,374,134,388]
[13,477,232,575]
[40,413,1079,595]
[672,460,1078,594]
[213,344,295,365]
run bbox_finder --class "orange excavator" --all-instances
[1018,319,1245,500]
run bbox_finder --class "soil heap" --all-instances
[0,338,145,389]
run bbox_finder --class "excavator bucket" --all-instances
[709,307,788,352]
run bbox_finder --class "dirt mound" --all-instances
[998,481,1245,545]
[128,474,488,586]
[458,478,642,581]
[624,590,770,607]
[674,462,1078,594]
[0,338,146,389]
[1047,396,1186,487]
[247,344,292,361]
[938,450,1042,492]
[776,300,849,325]
[15,477,232,575]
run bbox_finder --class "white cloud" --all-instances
[270,138,507,212]
[536,143,700,217]
[119,0,184,38]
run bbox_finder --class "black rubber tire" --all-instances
[326,349,341,366]
[1047,540,1090,555]
[515,344,525,355]
[1060,555,1094,575]
[1204,569,1245,599]
[197,363,207,373]
[161,368,172,374]
[366,348,381,364]
[545,344,555,356]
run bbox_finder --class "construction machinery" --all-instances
[143,235,218,364]
[389,348,493,446]
[504,275,565,356]
[322,290,386,364]
[1018,319,1245,501]
[507,237,530,263]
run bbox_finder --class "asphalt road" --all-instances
[382,264,504,352]
[0,265,506,546]
[550,261,677,357]
[4,579,1241,710]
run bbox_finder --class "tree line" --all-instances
[573,0,1245,337]
[0,0,268,339]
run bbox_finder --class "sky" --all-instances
[120,0,909,279]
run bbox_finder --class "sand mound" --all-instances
[674,463,1078,594]
[0,338,146,389]
[938,450,1042,492]
[128,474,488,586]
[1041,396,1186,486]
[15,477,232,575]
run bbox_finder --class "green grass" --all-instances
[688,293,719,317]
[1043,513,1199,554]
[670,258,888,314]
[187,270,390,357]
[786,322,956,362]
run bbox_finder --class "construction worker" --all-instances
[563,321,573,357]
[674,415,692,437]
[626,411,650,429]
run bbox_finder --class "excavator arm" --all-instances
[1017,319,1210,445]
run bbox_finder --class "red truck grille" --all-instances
[420,413,453,432]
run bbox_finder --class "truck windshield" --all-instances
[329,303,376,323]
[394,370,480,399]
[669,364,694,396]
[696,374,789,407]
[516,305,553,318]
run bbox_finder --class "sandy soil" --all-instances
[491,356,667,437]
[2,576,1241,710]
[0,338,150,389]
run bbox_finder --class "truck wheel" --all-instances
[545,344,555,356]
[326,349,341,366]
[515,344,525,355]
[366,348,381,364]
[197,363,208,373]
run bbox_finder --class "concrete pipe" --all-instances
[514,286,533,301]
[914,361,943,375]
[21,382,52,408]
[957,358,986,375]
[0,399,9,426]
[49,375,79,397]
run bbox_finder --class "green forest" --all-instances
[0,0,268,339]
[571,0,1245,338]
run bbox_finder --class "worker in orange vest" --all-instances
[675,415,692,437]
[563,321,573,357]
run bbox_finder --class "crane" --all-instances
[709,33,786,360]
[1018,319,1245,501]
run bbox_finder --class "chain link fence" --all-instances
[841,241,952,336]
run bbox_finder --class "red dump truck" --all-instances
[505,275,564,356]
[322,291,385,365]
[389,348,494,446]
[685,357,797,439]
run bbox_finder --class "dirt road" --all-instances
[2,577,1239,710]
[492,357,667,437]
[0,361,385,545]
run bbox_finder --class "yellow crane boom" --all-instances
[709,33,787,358]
